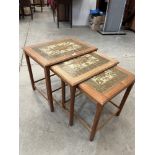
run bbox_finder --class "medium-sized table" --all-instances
[23,37,97,111]
[51,51,119,124]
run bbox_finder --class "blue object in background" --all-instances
[90,9,100,15]
[90,9,104,16]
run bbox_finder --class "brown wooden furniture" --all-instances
[52,52,119,86]
[20,0,34,19]
[52,53,134,141]
[24,37,134,141]
[32,0,44,12]
[56,0,72,28]
[51,51,119,118]
[122,0,135,31]
[78,66,135,141]
[23,37,97,112]
[55,65,134,141]
[49,0,57,22]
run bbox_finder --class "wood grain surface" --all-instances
[79,66,135,105]
[23,37,97,67]
[51,52,119,86]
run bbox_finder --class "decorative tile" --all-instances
[32,39,89,60]
[85,67,128,93]
[57,52,109,77]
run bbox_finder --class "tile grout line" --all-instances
[19,21,31,71]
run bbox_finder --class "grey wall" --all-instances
[72,0,96,26]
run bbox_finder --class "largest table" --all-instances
[23,37,97,111]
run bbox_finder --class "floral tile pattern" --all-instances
[32,39,89,60]
[57,52,109,77]
[85,67,128,93]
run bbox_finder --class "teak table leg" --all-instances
[116,82,135,116]
[61,80,66,109]
[44,67,54,112]
[25,53,35,90]
[89,104,103,141]
[69,86,76,126]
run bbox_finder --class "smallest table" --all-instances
[78,66,135,141]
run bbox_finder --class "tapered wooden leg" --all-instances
[69,86,76,126]
[61,80,66,109]
[89,104,103,141]
[25,53,35,90]
[44,67,54,112]
[116,82,135,116]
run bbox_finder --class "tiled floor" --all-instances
[19,7,135,155]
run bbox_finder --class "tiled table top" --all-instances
[23,37,97,67]
[79,66,135,105]
[51,52,119,86]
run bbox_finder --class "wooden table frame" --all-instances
[24,38,134,141]
[51,52,119,86]
[24,37,97,67]
[51,52,119,113]
[29,74,134,141]
[55,65,135,141]
[51,52,119,130]
[25,53,54,111]
[85,82,135,141]
[60,78,134,141]
[24,37,97,112]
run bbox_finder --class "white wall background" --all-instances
[72,0,96,26]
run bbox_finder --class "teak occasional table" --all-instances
[23,37,97,111]
[78,66,135,141]
[51,51,119,122]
